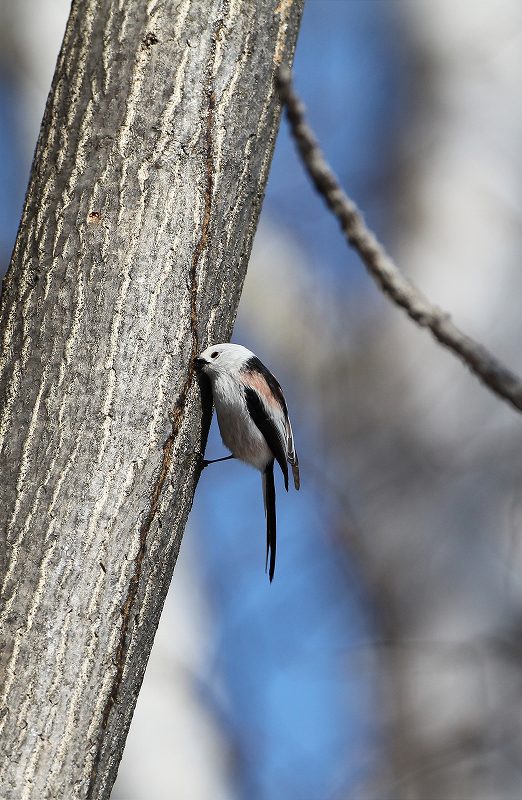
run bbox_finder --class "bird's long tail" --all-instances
[262,461,276,583]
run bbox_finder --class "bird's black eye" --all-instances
[211,351,219,359]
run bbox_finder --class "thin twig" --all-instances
[276,67,522,415]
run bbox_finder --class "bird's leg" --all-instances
[200,454,235,469]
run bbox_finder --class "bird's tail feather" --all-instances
[262,462,276,583]
[290,460,300,491]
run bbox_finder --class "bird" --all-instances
[195,343,299,582]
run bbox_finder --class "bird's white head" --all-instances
[195,343,255,379]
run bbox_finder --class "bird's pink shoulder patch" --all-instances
[240,371,279,408]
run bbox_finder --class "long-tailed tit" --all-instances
[195,343,299,582]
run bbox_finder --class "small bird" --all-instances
[195,343,299,582]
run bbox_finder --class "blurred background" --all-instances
[2,1,522,798]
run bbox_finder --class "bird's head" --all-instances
[194,343,254,378]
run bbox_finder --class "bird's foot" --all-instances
[199,453,235,469]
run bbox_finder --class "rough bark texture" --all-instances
[0,1,303,798]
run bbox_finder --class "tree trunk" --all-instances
[0,1,303,797]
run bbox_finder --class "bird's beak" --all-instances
[194,356,206,371]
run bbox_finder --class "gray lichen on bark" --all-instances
[0,1,304,798]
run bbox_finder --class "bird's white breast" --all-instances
[211,373,272,471]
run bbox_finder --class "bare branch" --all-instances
[276,67,522,415]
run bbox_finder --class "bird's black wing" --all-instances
[244,386,289,491]
[243,356,299,490]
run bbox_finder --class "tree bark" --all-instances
[0,1,303,798]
